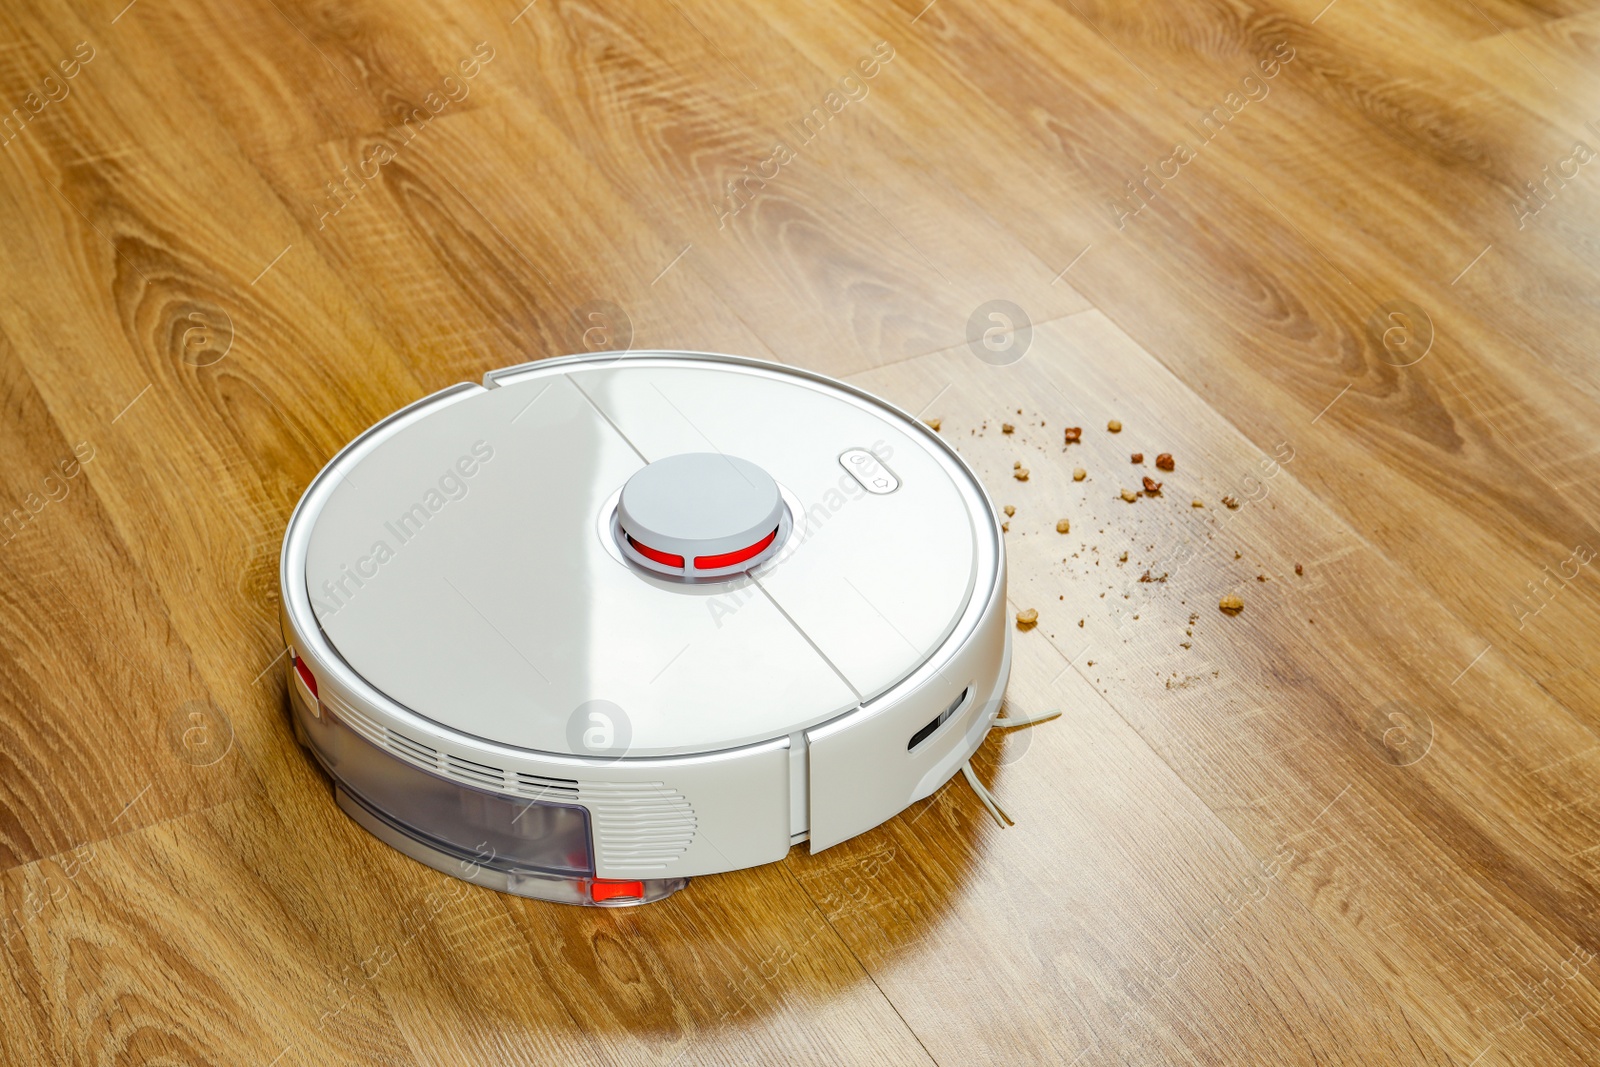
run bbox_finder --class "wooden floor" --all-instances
[3,0,1600,1062]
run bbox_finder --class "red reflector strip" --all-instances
[293,656,318,699]
[626,535,684,569]
[591,879,644,903]
[695,527,779,570]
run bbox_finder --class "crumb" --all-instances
[1107,420,1122,433]
[1056,519,1071,534]
[1156,453,1174,471]
[1191,499,1204,508]
[1142,476,1162,495]
[1119,551,1128,562]
[1131,452,1144,464]
[1003,505,1015,517]
[1002,522,1010,532]
[1078,619,1084,627]
[1073,468,1086,481]
[1138,570,1168,583]
[1222,496,1239,509]
[1295,563,1303,576]
[925,418,941,431]
[1016,408,1022,415]
[1256,574,1267,582]
[1064,427,1082,444]
[1016,608,1038,631]
[1014,460,1022,469]
[1002,423,1015,434]
[1219,595,1244,615]
[1120,488,1138,503]
[1014,468,1030,481]
[1233,551,1241,559]
[1180,642,1192,649]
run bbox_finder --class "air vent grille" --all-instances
[386,730,438,767]
[516,773,581,803]
[581,782,696,872]
[444,753,506,789]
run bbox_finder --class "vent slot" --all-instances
[386,730,439,767]
[515,773,581,803]
[445,753,506,789]
[322,691,387,748]
[908,687,971,752]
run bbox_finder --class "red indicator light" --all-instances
[591,879,645,903]
[293,656,318,699]
[626,535,685,569]
[694,527,778,570]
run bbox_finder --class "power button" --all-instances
[839,449,899,495]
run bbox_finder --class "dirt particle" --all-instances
[1131,452,1144,464]
[1003,505,1015,517]
[1156,453,1174,471]
[1295,562,1303,576]
[1014,468,1030,481]
[1120,488,1138,503]
[1219,595,1244,615]
[1222,496,1240,509]
[1002,422,1015,434]
[1107,420,1122,433]
[1015,608,1038,631]
[1118,551,1128,563]
[925,418,941,431]
[1056,519,1071,534]
[1191,499,1204,508]
[1064,427,1082,445]
[1001,522,1010,532]
[1142,476,1162,495]
[1073,468,1087,481]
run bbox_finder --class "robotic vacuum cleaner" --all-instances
[280,351,1010,905]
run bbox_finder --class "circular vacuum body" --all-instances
[280,351,1010,906]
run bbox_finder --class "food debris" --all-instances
[1221,495,1240,509]
[1107,420,1122,433]
[1142,476,1162,495]
[1002,423,1015,434]
[1015,608,1039,631]
[1078,619,1085,627]
[1219,595,1244,615]
[1156,453,1174,471]
[1191,499,1204,508]
[1138,570,1168,583]
[1119,551,1129,562]
[925,417,941,431]
[1056,519,1071,534]
[1064,426,1082,444]
[1295,562,1303,576]
[1014,468,1030,481]
[1014,460,1022,468]
[1003,505,1015,517]
[1120,488,1138,503]
[1073,468,1086,481]
[1257,574,1267,582]
[1002,522,1010,532]
[1131,453,1144,464]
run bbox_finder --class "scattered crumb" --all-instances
[1064,427,1082,444]
[1256,574,1268,582]
[1180,641,1192,649]
[1073,468,1087,481]
[1014,468,1030,481]
[1119,551,1128,562]
[1191,499,1204,508]
[1015,608,1039,631]
[1138,570,1168,583]
[1078,619,1084,627]
[1120,488,1138,503]
[1001,522,1010,532]
[1003,505,1015,517]
[1142,476,1162,495]
[1107,420,1122,433]
[1219,595,1244,615]
[1056,519,1071,534]
[925,418,941,431]
[1002,423,1015,434]
[1013,460,1022,469]
[1131,452,1144,464]
[1233,551,1241,559]
[1222,496,1240,509]
[1295,563,1303,576]
[1156,453,1174,471]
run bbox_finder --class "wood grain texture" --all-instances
[2,0,1599,1063]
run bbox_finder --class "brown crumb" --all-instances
[1073,468,1086,481]
[1001,522,1010,532]
[1015,608,1038,631]
[1056,519,1071,534]
[1234,551,1241,559]
[925,418,941,431]
[1120,488,1138,503]
[1003,505,1015,517]
[1132,453,1144,464]
[1002,422,1014,434]
[1119,551,1128,562]
[1191,499,1204,508]
[1063,426,1082,444]
[1219,595,1244,615]
[1221,495,1240,509]
[1295,563,1303,576]
[1156,453,1174,471]
[1107,420,1122,433]
[1014,468,1030,481]
[1078,619,1084,627]
[1142,476,1162,495]
[1138,570,1169,583]
[1256,574,1267,582]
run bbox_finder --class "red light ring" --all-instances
[695,527,779,570]
[625,535,685,569]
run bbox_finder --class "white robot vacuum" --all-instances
[280,351,1010,905]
